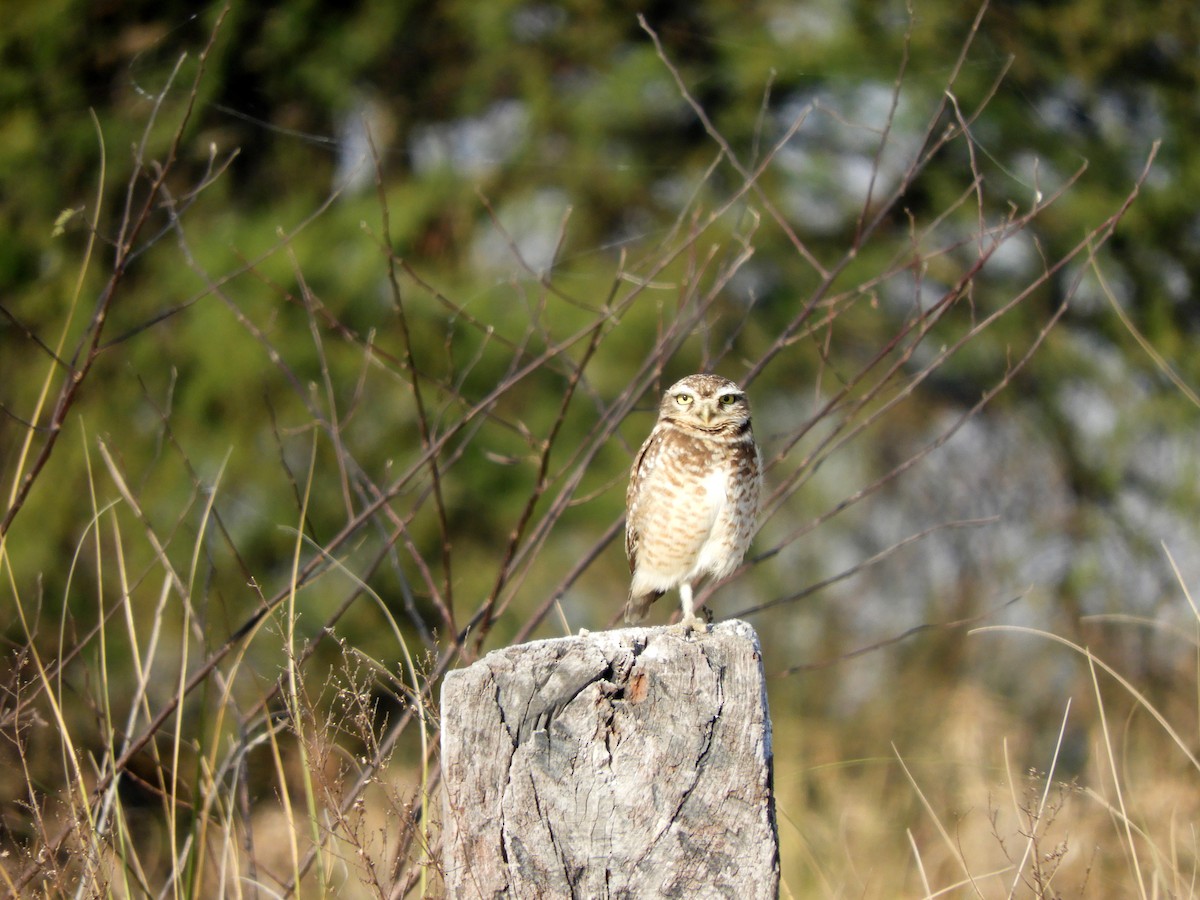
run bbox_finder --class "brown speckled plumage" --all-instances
[625,374,762,631]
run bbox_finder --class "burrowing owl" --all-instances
[625,374,763,632]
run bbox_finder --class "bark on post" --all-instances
[440,619,779,898]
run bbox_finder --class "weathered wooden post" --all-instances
[440,619,779,898]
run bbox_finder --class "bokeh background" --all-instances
[3,0,1199,895]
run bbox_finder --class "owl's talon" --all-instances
[673,615,709,637]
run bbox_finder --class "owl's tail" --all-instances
[624,590,663,624]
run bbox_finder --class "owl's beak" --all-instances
[699,406,713,424]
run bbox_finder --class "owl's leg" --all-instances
[676,582,708,635]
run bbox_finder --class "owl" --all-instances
[624,374,763,632]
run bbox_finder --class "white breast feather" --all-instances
[692,468,734,577]
[700,468,727,519]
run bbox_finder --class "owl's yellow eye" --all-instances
[719,394,738,405]
[675,393,693,405]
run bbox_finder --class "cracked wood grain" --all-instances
[441,619,779,898]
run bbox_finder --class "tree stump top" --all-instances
[441,620,779,898]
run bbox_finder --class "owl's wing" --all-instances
[624,429,661,573]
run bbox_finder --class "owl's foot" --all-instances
[673,614,710,638]
[673,583,711,637]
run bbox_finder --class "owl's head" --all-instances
[658,374,753,435]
